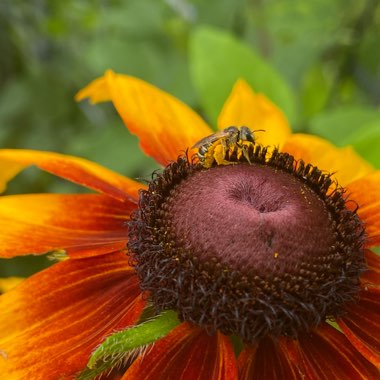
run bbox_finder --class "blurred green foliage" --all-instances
[0,0,379,276]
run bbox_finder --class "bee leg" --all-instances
[213,144,233,166]
[236,143,252,164]
[241,144,252,164]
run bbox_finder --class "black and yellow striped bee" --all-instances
[192,126,264,168]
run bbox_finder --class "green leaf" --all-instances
[89,310,180,368]
[189,26,296,126]
[308,105,380,146]
[78,310,180,380]
[300,64,332,120]
[326,320,342,332]
[346,122,380,168]
[251,0,355,87]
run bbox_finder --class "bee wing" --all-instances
[192,130,230,149]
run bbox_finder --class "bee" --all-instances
[192,126,264,168]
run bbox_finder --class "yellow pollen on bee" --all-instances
[202,139,255,168]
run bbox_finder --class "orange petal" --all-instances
[282,134,373,186]
[338,286,380,367]
[122,323,238,380]
[0,149,144,202]
[217,79,291,148]
[238,338,302,379]
[361,250,380,285]
[0,252,145,379]
[76,70,213,166]
[0,194,135,258]
[346,170,380,247]
[284,322,379,379]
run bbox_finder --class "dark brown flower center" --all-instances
[128,146,366,342]
[167,164,336,276]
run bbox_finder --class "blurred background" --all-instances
[1,0,379,277]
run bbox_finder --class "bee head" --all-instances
[240,126,255,142]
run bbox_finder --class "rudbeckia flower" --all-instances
[0,70,379,379]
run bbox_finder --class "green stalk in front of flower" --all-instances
[78,310,180,379]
